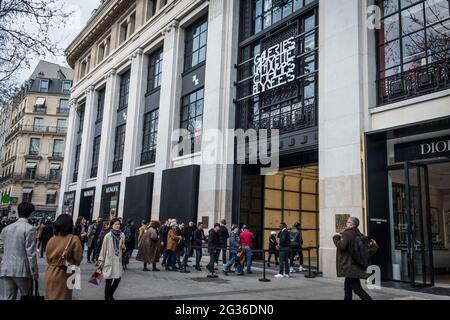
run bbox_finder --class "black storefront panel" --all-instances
[123,173,154,224]
[62,191,76,216]
[159,165,200,223]
[79,188,95,222]
[365,133,392,280]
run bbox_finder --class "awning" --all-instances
[35,97,46,106]
[22,188,33,194]
[46,190,57,195]
[26,163,37,169]
[49,164,61,170]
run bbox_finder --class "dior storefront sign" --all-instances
[394,135,450,162]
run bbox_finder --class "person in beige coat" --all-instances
[45,214,83,300]
[97,218,125,300]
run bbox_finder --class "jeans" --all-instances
[105,278,121,300]
[344,278,372,300]
[223,252,237,272]
[195,248,202,269]
[162,245,168,265]
[279,248,290,275]
[289,246,303,267]
[182,244,191,267]
[167,250,176,268]
[216,247,227,264]
[238,246,252,272]
[207,251,216,272]
[268,252,278,264]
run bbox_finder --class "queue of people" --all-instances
[0,201,379,300]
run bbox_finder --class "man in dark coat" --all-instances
[216,219,229,265]
[207,223,220,273]
[275,222,291,278]
[333,216,378,300]
[39,220,53,258]
[160,220,170,267]
[193,223,206,271]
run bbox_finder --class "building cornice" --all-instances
[65,0,136,69]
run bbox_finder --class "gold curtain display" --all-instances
[263,166,319,261]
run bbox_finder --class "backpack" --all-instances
[351,233,374,268]
[124,225,132,243]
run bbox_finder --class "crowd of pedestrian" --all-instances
[0,201,379,301]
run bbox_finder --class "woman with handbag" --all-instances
[44,214,83,300]
[97,218,125,300]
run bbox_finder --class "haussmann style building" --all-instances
[0,60,73,220]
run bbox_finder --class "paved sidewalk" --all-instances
[3,253,446,300]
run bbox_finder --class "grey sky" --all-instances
[17,0,102,82]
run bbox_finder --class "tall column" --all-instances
[118,48,146,217]
[92,69,119,220]
[318,0,366,278]
[72,86,96,220]
[197,0,239,225]
[151,20,182,220]
[57,98,78,216]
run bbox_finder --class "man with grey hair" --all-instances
[333,216,378,300]
[0,202,39,300]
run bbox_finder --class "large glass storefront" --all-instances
[367,122,450,287]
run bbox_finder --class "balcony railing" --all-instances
[112,159,123,173]
[237,101,317,134]
[140,150,156,166]
[0,173,61,182]
[5,125,67,142]
[376,58,450,106]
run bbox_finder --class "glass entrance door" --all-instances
[405,162,434,287]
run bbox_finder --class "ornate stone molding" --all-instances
[128,47,144,62]
[161,19,179,36]
[103,68,117,80]
[84,85,95,96]
[69,98,78,108]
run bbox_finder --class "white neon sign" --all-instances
[253,37,296,95]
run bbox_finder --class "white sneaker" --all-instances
[283,273,290,278]
[290,267,295,273]
[298,266,304,272]
[274,274,284,278]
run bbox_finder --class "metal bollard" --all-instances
[259,250,270,282]
[304,248,315,278]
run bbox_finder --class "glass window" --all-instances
[184,19,208,71]
[39,79,49,92]
[29,138,40,156]
[58,99,69,113]
[112,124,126,172]
[57,119,67,133]
[141,109,159,165]
[91,136,101,178]
[180,88,204,155]
[23,190,33,203]
[118,70,131,110]
[147,48,164,92]
[378,0,450,76]
[33,118,44,132]
[73,144,81,183]
[46,192,57,205]
[52,140,64,158]
[62,81,72,94]
[96,88,105,122]
[77,104,85,133]
[25,167,36,179]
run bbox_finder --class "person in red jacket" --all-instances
[237,226,254,275]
